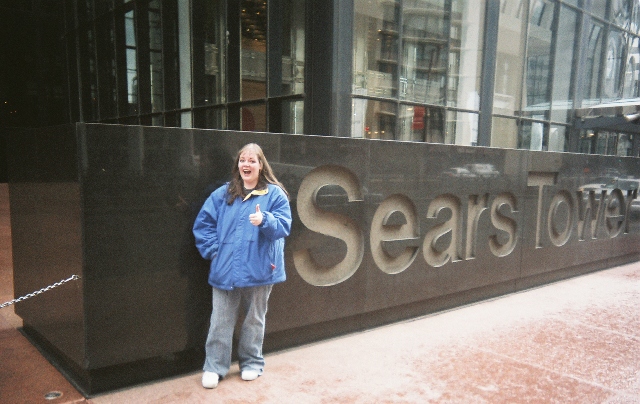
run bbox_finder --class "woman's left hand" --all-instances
[249,204,263,226]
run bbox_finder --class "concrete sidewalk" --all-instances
[83,261,640,404]
[1,180,639,403]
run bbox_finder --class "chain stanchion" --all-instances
[0,275,81,309]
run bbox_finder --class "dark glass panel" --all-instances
[241,0,267,100]
[149,0,164,113]
[280,0,305,96]
[241,104,266,131]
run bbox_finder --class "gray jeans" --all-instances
[203,284,273,377]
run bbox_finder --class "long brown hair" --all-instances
[226,143,289,204]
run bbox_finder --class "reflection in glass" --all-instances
[617,133,634,156]
[579,131,634,156]
[583,21,604,102]
[241,104,266,132]
[550,6,576,123]
[241,0,267,100]
[194,108,226,129]
[96,12,117,119]
[178,0,192,116]
[281,0,305,95]
[84,29,98,120]
[596,131,617,155]
[398,105,423,141]
[493,0,526,117]
[398,105,443,142]
[149,0,163,113]
[125,10,138,114]
[519,119,546,151]
[152,114,163,126]
[449,1,483,109]
[578,130,595,154]
[590,1,607,19]
[491,116,518,149]
[353,99,396,140]
[623,37,640,98]
[353,0,400,98]
[524,0,553,118]
[634,4,640,35]
[446,110,478,146]
[401,0,448,104]
[603,30,625,100]
[611,0,632,27]
[548,125,567,152]
[283,100,304,134]
[201,0,225,105]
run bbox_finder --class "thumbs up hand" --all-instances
[249,204,263,226]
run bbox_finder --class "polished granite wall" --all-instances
[6,123,640,395]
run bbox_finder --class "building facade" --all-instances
[2,1,640,157]
[52,0,640,155]
[4,0,640,396]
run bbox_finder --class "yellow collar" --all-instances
[243,188,268,201]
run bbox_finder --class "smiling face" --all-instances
[238,150,262,189]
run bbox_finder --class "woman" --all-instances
[193,143,292,389]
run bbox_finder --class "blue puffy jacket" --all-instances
[193,183,292,290]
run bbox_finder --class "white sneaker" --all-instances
[241,370,260,381]
[202,371,219,389]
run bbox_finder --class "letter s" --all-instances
[293,165,364,286]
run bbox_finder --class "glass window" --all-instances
[353,99,397,140]
[578,130,595,154]
[401,0,448,104]
[633,2,640,35]
[523,0,554,119]
[519,119,547,150]
[589,1,608,20]
[611,0,632,27]
[494,0,526,117]
[125,10,138,115]
[398,104,424,141]
[241,104,266,132]
[191,0,226,106]
[181,111,192,128]
[550,6,577,123]
[617,133,634,156]
[194,108,227,129]
[282,100,304,134]
[595,131,617,155]
[582,21,604,103]
[353,0,400,98]
[623,36,640,98]
[96,13,117,119]
[548,125,567,152]
[449,1,483,109]
[149,0,163,113]
[241,0,267,101]
[398,105,444,142]
[491,116,518,149]
[603,29,626,100]
[178,0,192,110]
[281,0,305,95]
[447,110,478,146]
[151,114,163,126]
